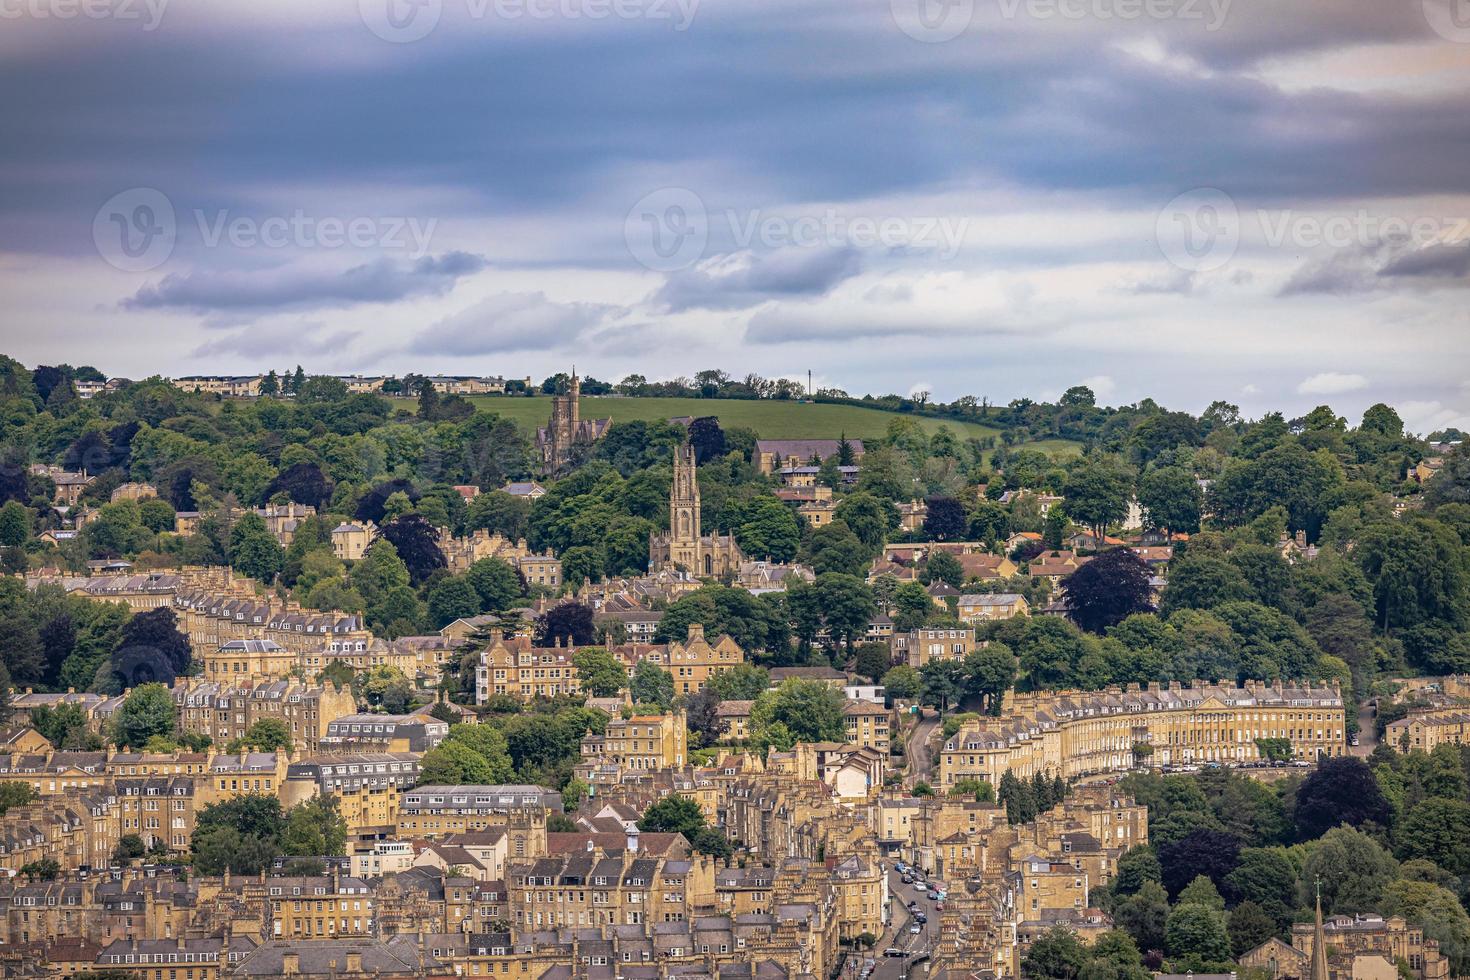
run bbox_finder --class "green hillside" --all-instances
[456,394,1078,454]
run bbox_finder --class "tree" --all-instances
[923,495,968,541]
[630,661,674,711]
[283,797,347,856]
[262,462,331,509]
[891,581,934,632]
[853,643,892,683]
[19,858,61,880]
[730,495,801,562]
[835,493,898,555]
[1228,902,1278,958]
[919,659,967,712]
[0,501,30,547]
[137,497,176,533]
[1063,458,1130,542]
[536,602,597,647]
[418,740,508,785]
[1062,549,1155,634]
[1137,467,1202,535]
[1164,903,1231,963]
[427,576,481,628]
[807,522,870,577]
[923,550,964,589]
[1395,797,1470,877]
[1301,826,1400,915]
[964,644,1016,715]
[683,687,726,746]
[376,514,446,585]
[574,648,628,698]
[639,796,705,837]
[1022,927,1087,980]
[466,558,524,612]
[1294,756,1392,841]
[751,678,845,745]
[1381,880,1470,974]
[1228,848,1299,926]
[687,417,726,464]
[1112,846,1161,896]
[881,665,921,700]
[1157,829,1240,899]
[228,512,284,583]
[230,718,293,753]
[815,573,877,651]
[106,606,191,689]
[112,683,175,749]
[0,781,36,816]
[707,663,771,700]
[1114,880,1169,954]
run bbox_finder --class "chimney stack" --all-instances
[282,953,300,976]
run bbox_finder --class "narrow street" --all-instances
[868,864,945,980]
[1352,699,1378,758]
[904,711,941,787]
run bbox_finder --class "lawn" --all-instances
[454,394,1079,456]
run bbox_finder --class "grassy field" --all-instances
[457,394,1079,456]
[464,395,1000,441]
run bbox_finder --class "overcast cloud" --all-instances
[0,0,1467,429]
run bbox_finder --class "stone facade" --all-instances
[648,444,743,578]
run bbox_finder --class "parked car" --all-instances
[928,891,941,901]
[936,902,945,911]
[885,948,904,958]
[910,924,922,934]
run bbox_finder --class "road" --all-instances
[868,865,944,980]
[1351,700,1377,758]
[904,711,941,787]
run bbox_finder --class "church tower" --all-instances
[649,442,744,577]
[668,442,701,569]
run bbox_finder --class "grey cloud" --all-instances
[652,248,863,312]
[122,252,487,314]
[415,292,617,355]
[1281,240,1470,296]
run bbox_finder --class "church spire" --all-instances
[1309,878,1329,980]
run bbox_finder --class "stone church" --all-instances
[649,443,743,577]
[535,370,611,473]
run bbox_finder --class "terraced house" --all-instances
[940,679,1347,789]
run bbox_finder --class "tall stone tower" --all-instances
[649,443,744,577]
[667,442,701,569]
[541,369,582,473]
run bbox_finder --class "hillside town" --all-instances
[0,359,1466,980]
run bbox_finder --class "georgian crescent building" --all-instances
[940,679,1347,790]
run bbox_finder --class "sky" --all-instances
[2,0,1469,432]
